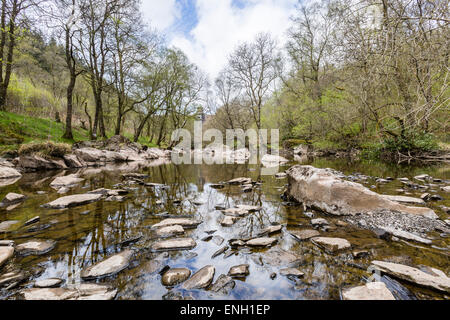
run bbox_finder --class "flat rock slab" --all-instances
[43,194,103,209]
[287,165,438,219]
[151,238,196,252]
[50,175,85,188]
[289,229,320,241]
[182,265,215,290]
[381,195,425,205]
[228,264,249,277]
[81,250,133,280]
[152,218,202,229]
[246,237,277,247]
[16,240,56,256]
[34,278,64,288]
[371,261,450,293]
[342,282,396,300]
[1,193,26,205]
[0,166,22,179]
[0,246,14,267]
[156,225,185,237]
[311,237,351,253]
[280,268,305,278]
[0,240,14,247]
[161,268,191,286]
[0,221,19,233]
[311,218,329,226]
[22,284,117,300]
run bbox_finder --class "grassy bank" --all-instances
[0,111,158,156]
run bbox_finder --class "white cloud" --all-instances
[169,0,297,81]
[141,0,181,31]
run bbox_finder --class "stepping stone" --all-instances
[43,194,103,209]
[182,265,215,290]
[155,225,185,238]
[279,268,305,278]
[371,261,450,293]
[1,193,26,206]
[151,238,196,252]
[246,237,277,247]
[50,175,84,189]
[220,216,238,226]
[34,278,64,288]
[161,268,191,286]
[289,229,320,241]
[0,246,14,267]
[152,218,202,229]
[311,237,351,253]
[81,250,133,280]
[16,240,57,256]
[342,282,395,300]
[228,264,249,277]
[260,225,282,236]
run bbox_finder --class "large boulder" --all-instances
[287,166,437,219]
[18,155,68,171]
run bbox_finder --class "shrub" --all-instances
[18,141,72,158]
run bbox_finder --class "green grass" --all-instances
[0,111,89,154]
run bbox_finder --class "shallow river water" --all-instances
[1,157,449,300]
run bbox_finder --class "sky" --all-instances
[141,0,299,82]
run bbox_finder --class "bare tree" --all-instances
[228,32,280,130]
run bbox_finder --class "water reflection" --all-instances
[0,158,449,300]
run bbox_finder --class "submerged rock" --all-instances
[151,238,196,252]
[161,268,191,286]
[380,227,432,245]
[222,205,262,217]
[371,261,450,293]
[43,193,103,209]
[50,174,84,189]
[81,250,133,280]
[311,237,351,253]
[0,220,19,233]
[342,282,396,300]
[261,248,302,267]
[182,265,215,290]
[287,165,437,219]
[16,240,56,256]
[210,274,235,294]
[0,246,14,267]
